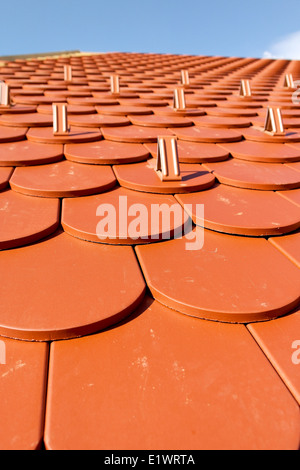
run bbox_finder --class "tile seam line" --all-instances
[245,324,300,409]
[132,244,152,298]
[41,341,51,451]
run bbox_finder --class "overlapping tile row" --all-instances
[0,52,299,450]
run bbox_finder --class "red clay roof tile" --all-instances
[65,140,149,165]
[269,231,300,268]
[136,231,300,323]
[0,231,146,340]
[286,161,300,172]
[206,107,258,117]
[37,104,96,115]
[145,141,229,163]
[10,160,116,197]
[62,187,189,245]
[0,51,300,450]
[203,159,300,190]
[0,126,27,142]
[220,141,300,163]
[172,126,243,143]
[101,125,174,143]
[153,106,206,117]
[68,113,130,127]
[0,112,52,127]
[96,104,153,115]
[27,126,102,144]
[114,160,215,193]
[248,306,300,406]
[0,167,14,189]
[243,126,300,143]
[0,189,59,249]
[0,104,36,114]
[0,141,63,166]
[67,96,119,106]
[191,115,252,128]
[175,184,300,236]
[128,114,194,128]
[0,338,48,450]
[44,297,300,450]
[277,188,300,206]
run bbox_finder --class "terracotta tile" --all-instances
[144,141,229,163]
[175,184,300,236]
[37,104,96,115]
[44,90,92,98]
[92,91,139,100]
[220,141,300,163]
[138,91,176,100]
[244,127,300,144]
[0,141,63,166]
[0,231,145,340]
[206,107,258,117]
[0,189,59,249]
[101,125,174,143]
[277,188,300,207]
[179,99,217,109]
[10,160,116,197]
[227,95,267,103]
[187,95,226,103]
[192,116,252,128]
[0,338,48,449]
[11,90,44,97]
[0,105,36,114]
[12,95,66,106]
[67,97,119,106]
[45,296,300,450]
[27,126,102,144]
[252,116,300,129]
[286,142,300,154]
[114,159,215,194]
[203,159,300,190]
[285,161,300,172]
[0,112,52,127]
[67,85,93,92]
[48,80,88,87]
[248,306,300,405]
[153,106,206,117]
[0,126,27,143]
[65,140,149,165]
[3,51,300,449]
[135,231,300,323]
[263,101,300,110]
[96,105,153,116]
[269,231,300,268]
[68,113,130,127]
[128,114,193,128]
[0,167,14,190]
[219,101,263,109]
[62,187,189,244]
[118,98,169,107]
[171,126,243,143]
[268,109,300,119]
[23,84,66,92]
[200,90,232,96]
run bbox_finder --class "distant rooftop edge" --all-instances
[0,50,85,61]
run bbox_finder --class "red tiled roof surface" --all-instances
[0,51,300,450]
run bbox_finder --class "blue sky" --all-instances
[1,0,300,59]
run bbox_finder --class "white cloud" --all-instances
[263,31,300,60]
